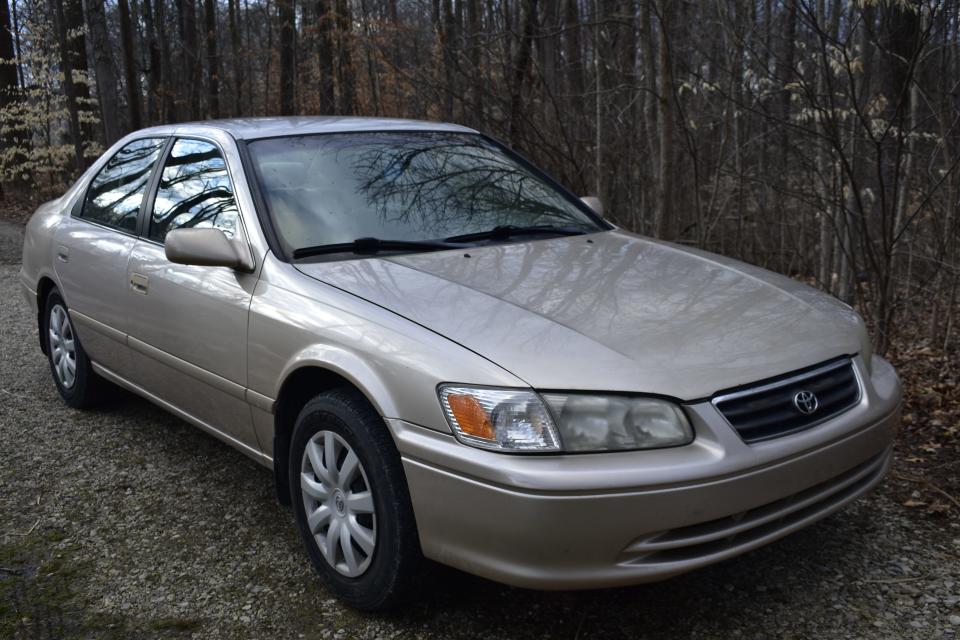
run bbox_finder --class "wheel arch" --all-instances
[271,363,392,506]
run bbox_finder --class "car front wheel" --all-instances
[289,388,423,610]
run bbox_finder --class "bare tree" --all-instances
[0,0,18,196]
[508,0,537,145]
[278,0,295,114]
[204,0,220,117]
[83,0,121,144]
[118,0,142,129]
[316,0,335,114]
[50,0,84,168]
[177,0,201,119]
[335,0,354,115]
[228,0,241,114]
[655,0,676,240]
[143,0,164,123]
[0,0,17,109]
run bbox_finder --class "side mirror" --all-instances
[165,228,255,272]
[580,196,604,216]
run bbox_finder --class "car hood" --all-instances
[295,231,867,400]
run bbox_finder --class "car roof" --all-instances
[132,116,478,141]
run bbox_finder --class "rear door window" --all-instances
[80,137,167,232]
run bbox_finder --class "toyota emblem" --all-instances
[793,390,819,415]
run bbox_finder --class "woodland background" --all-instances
[0,0,958,512]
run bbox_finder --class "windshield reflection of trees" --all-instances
[349,134,590,237]
[150,140,237,242]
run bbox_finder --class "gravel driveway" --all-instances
[1,220,959,639]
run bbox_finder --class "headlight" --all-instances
[439,386,561,451]
[438,386,692,453]
[542,393,693,451]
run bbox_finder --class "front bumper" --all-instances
[389,355,901,589]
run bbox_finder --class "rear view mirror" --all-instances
[165,228,255,272]
[580,196,604,216]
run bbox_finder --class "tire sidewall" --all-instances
[289,392,416,609]
[43,290,93,407]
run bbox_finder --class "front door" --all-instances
[125,137,259,449]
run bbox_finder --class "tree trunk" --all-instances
[177,0,201,119]
[143,0,162,124]
[358,0,380,115]
[228,0,241,115]
[774,0,797,272]
[83,0,121,144]
[335,0,355,115]
[655,0,677,240]
[440,0,455,119]
[564,0,583,102]
[64,0,93,137]
[539,0,558,93]
[0,0,17,110]
[640,0,658,232]
[593,0,602,197]
[157,0,174,120]
[465,0,482,125]
[118,0,143,130]
[316,0,335,114]
[873,0,922,353]
[204,0,220,117]
[0,0,18,195]
[262,0,272,114]
[815,0,835,290]
[6,0,24,90]
[278,0,295,114]
[508,0,537,145]
[51,0,84,170]
[839,3,876,304]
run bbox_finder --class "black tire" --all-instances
[43,290,106,409]
[289,388,423,610]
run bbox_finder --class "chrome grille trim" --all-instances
[712,357,862,444]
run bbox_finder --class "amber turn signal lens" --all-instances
[446,393,496,440]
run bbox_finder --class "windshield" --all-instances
[246,132,606,256]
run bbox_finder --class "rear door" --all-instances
[125,137,259,449]
[54,137,168,379]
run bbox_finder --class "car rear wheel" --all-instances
[44,290,105,408]
[289,388,423,610]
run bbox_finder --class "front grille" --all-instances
[622,449,889,565]
[713,358,861,443]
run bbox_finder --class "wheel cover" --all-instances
[48,304,77,389]
[300,430,377,577]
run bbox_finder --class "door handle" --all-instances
[56,245,69,263]
[130,273,149,294]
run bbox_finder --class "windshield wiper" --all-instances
[443,224,589,244]
[293,225,590,259]
[292,237,464,260]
